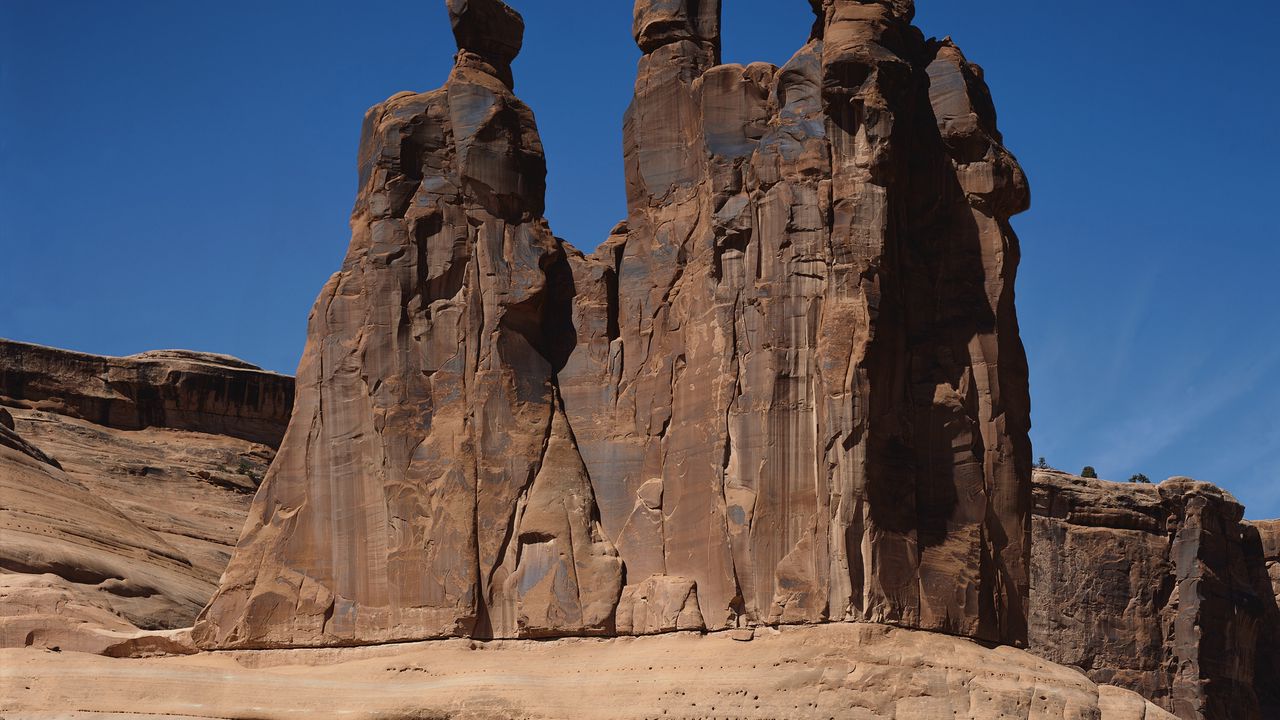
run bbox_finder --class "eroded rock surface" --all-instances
[1248,518,1280,718]
[0,341,290,651]
[563,0,1031,643]
[1030,470,1280,720]
[193,0,621,649]
[196,0,1032,649]
[2,623,1177,720]
[0,339,293,447]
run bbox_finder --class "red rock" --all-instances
[192,0,620,648]
[615,575,704,635]
[1030,470,1279,720]
[1248,519,1280,718]
[561,0,1031,643]
[0,339,293,447]
[195,0,1032,649]
[0,341,290,650]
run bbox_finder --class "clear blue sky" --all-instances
[2,2,1277,517]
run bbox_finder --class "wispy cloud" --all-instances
[1090,345,1280,479]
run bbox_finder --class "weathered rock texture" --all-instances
[195,0,1032,649]
[0,339,294,446]
[560,0,1032,644]
[1030,470,1280,720]
[1247,518,1280,719]
[0,341,290,652]
[194,0,622,649]
[1,623,1177,720]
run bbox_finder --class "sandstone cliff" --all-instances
[1248,518,1280,719]
[560,0,1032,643]
[0,340,292,653]
[0,339,293,447]
[195,0,1032,651]
[1030,470,1280,720]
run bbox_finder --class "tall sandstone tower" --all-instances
[195,0,1033,649]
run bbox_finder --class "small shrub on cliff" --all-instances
[1129,473,1151,484]
[1081,466,1098,479]
[1035,457,1050,470]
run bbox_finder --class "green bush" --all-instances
[1129,473,1151,484]
[1081,466,1098,479]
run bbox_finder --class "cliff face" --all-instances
[0,341,291,653]
[194,0,1032,649]
[1247,519,1280,719]
[561,0,1031,643]
[1030,471,1280,720]
[0,339,294,447]
[194,0,622,648]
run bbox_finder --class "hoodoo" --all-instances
[194,0,1033,649]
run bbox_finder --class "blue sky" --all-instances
[2,1,1276,517]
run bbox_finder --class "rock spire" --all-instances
[195,0,1033,648]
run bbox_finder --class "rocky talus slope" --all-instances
[196,0,1033,651]
[1030,470,1280,720]
[0,339,292,653]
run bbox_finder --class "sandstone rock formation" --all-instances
[560,0,1032,644]
[194,0,622,648]
[0,622,1177,720]
[0,340,290,652]
[1248,518,1280,718]
[195,0,1032,649]
[1030,470,1280,720]
[0,339,294,446]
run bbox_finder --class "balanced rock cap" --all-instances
[447,0,524,65]
[632,0,721,53]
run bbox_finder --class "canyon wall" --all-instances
[0,341,290,653]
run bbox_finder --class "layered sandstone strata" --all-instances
[0,342,290,652]
[195,0,1032,649]
[1030,470,1280,720]
[0,339,293,446]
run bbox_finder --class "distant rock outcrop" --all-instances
[1030,470,1280,720]
[0,339,294,446]
[195,0,1032,650]
[0,340,291,653]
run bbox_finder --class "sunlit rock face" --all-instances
[193,0,622,648]
[561,0,1031,645]
[195,0,1033,649]
[0,340,290,652]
